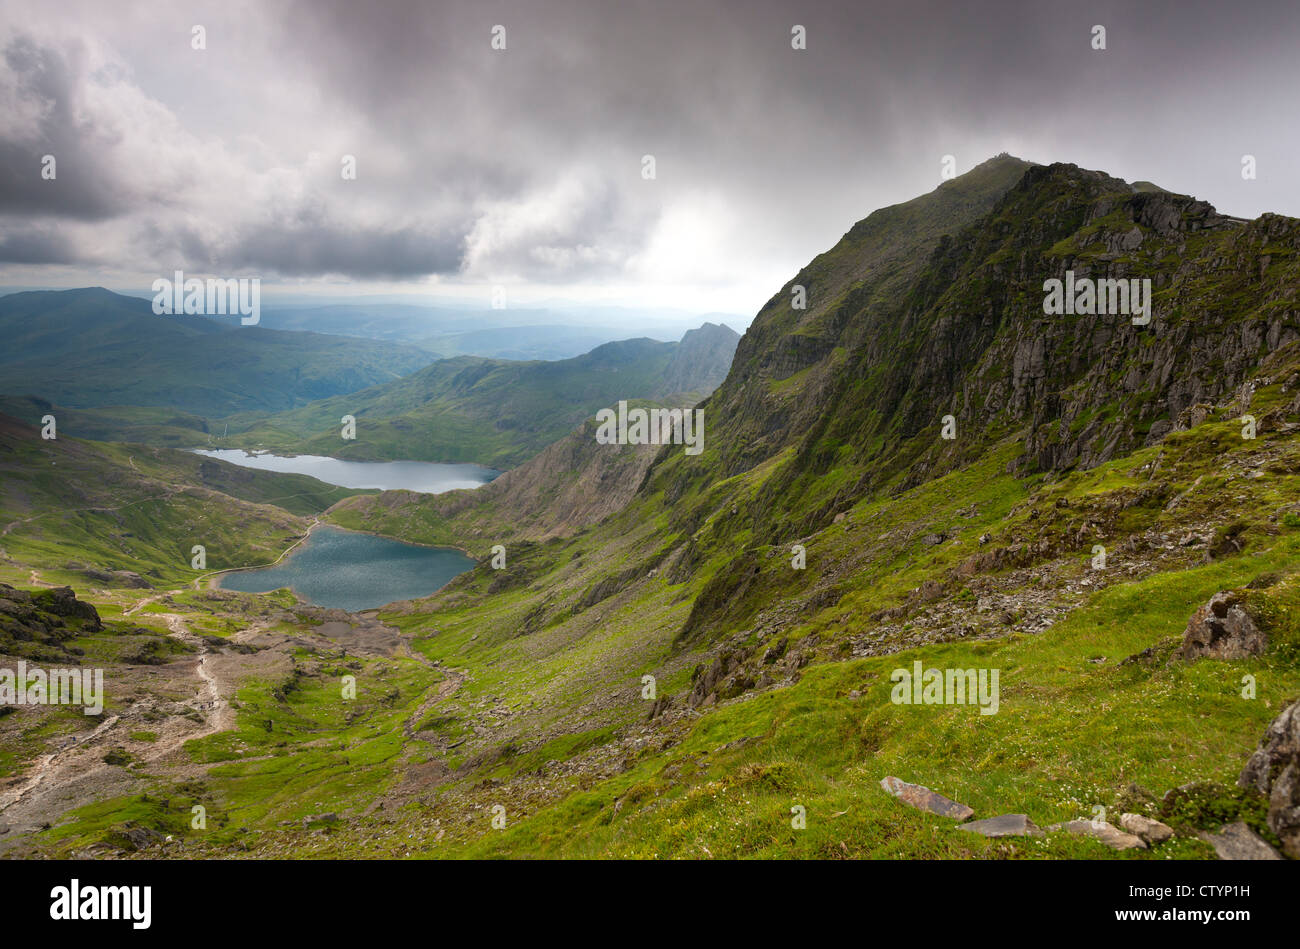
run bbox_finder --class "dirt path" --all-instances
[0,602,237,843]
[151,613,235,746]
[194,516,320,590]
[0,713,121,813]
[403,666,467,739]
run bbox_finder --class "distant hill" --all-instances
[197,300,751,360]
[0,413,366,586]
[224,322,741,467]
[0,288,435,415]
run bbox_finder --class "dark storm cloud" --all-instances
[0,223,77,263]
[0,37,132,220]
[3,0,1300,294]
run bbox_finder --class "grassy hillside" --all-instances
[0,414,368,588]
[4,159,1298,862]
[19,366,1297,858]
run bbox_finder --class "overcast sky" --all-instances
[2,0,1298,315]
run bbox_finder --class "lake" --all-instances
[217,526,475,611]
[193,449,499,494]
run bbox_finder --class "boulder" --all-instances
[1119,813,1174,845]
[1237,697,1300,858]
[958,814,1042,838]
[116,823,163,852]
[1048,819,1147,850]
[879,776,974,820]
[1172,591,1266,662]
[33,586,103,630]
[1199,821,1283,860]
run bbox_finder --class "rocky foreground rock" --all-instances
[0,584,103,658]
[879,776,975,820]
[1199,822,1283,860]
[1238,697,1300,858]
[958,814,1042,838]
[1173,590,1267,662]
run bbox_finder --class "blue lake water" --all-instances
[193,449,499,494]
[218,526,475,611]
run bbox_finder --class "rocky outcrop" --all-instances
[1238,698,1300,858]
[1048,819,1147,850]
[1199,821,1283,860]
[687,649,756,707]
[0,584,103,659]
[1172,591,1267,662]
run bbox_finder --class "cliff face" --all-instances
[655,322,741,399]
[697,153,1035,480]
[886,164,1299,476]
[639,160,1300,544]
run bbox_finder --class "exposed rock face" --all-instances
[658,322,742,397]
[114,822,163,852]
[879,776,975,820]
[1238,698,1300,858]
[34,587,103,628]
[0,583,103,658]
[687,649,755,707]
[1199,821,1283,861]
[1173,591,1267,661]
[651,158,1300,569]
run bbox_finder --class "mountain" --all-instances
[224,322,741,467]
[309,157,1300,857]
[330,407,670,546]
[5,158,1300,861]
[0,288,435,416]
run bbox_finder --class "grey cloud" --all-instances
[226,219,467,280]
[0,223,78,263]
[0,36,133,221]
[2,0,1300,290]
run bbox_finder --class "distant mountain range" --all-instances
[221,322,741,467]
[183,298,749,361]
[0,287,741,468]
[0,288,433,415]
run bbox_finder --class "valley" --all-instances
[2,158,1299,863]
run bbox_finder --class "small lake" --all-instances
[193,449,499,494]
[218,526,475,611]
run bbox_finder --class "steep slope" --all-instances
[698,153,1035,479]
[640,162,1300,573]
[270,158,1300,859]
[0,289,435,416]
[226,322,741,467]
